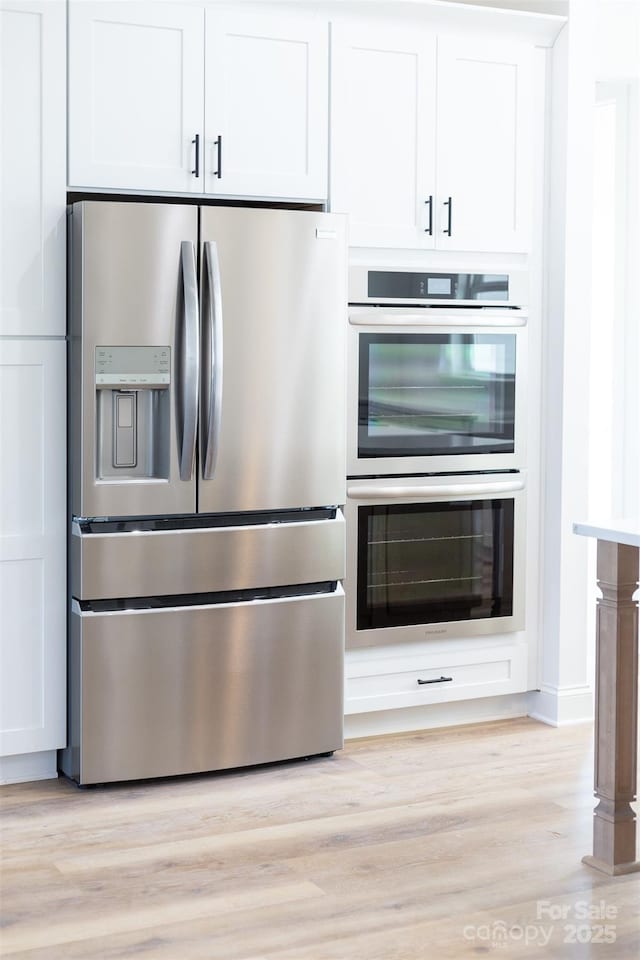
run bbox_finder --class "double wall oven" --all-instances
[346,266,528,648]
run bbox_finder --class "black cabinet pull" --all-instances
[417,676,453,685]
[443,196,453,236]
[191,134,200,178]
[213,135,222,179]
[424,196,433,235]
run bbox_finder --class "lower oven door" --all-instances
[345,474,525,647]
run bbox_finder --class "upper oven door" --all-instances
[347,306,527,477]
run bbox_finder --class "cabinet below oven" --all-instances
[345,639,528,715]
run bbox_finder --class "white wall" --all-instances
[593,0,640,517]
[533,0,640,726]
[595,0,640,81]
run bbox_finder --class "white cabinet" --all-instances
[435,38,533,253]
[0,341,66,765]
[68,1,205,193]
[68,2,328,200]
[0,0,66,337]
[1,1,66,781]
[204,10,328,199]
[331,25,534,253]
[345,641,528,716]
[330,24,436,248]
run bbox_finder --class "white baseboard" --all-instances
[528,684,594,727]
[0,751,59,785]
[344,692,534,740]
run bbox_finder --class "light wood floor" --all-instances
[1,718,639,959]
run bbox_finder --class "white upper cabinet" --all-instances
[68,1,205,192]
[330,24,534,253]
[204,10,328,200]
[331,24,436,248]
[0,0,66,336]
[67,2,328,200]
[435,38,533,253]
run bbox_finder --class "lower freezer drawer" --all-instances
[61,585,344,785]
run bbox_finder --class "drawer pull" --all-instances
[213,135,223,178]
[191,133,200,178]
[417,676,453,685]
[424,195,433,235]
[443,196,453,236]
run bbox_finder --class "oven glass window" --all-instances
[359,333,516,458]
[357,499,514,630]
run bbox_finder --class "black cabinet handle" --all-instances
[191,134,200,178]
[424,196,433,235]
[443,196,453,236]
[417,676,453,685]
[213,135,222,179]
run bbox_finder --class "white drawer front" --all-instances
[345,643,528,714]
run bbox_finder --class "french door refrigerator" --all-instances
[60,201,347,785]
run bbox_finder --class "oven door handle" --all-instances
[346,478,525,500]
[348,312,527,328]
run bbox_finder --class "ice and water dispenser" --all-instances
[95,346,171,481]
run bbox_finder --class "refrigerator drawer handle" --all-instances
[178,241,199,481]
[346,479,525,500]
[201,241,224,480]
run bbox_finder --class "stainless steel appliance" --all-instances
[347,267,528,477]
[345,473,526,648]
[346,265,527,649]
[60,201,347,786]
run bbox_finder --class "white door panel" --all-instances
[436,38,533,252]
[0,341,66,757]
[68,1,204,192]
[205,10,328,199]
[0,1,65,336]
[331,24,436,248]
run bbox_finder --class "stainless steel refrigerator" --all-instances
[60,201,347,786]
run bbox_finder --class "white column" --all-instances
[530,0,596,726]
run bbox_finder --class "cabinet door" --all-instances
[0,0,65,336]
[68,1,204,192]
[330,24,436,248]
[436,38,533,253]
[204,10,328,200]
[0,341,66,758]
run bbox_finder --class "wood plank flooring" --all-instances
[1,718,639,959]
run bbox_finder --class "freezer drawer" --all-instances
[71,510,345,600]
[61,585,344,785]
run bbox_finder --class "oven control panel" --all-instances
[348,267,528,307]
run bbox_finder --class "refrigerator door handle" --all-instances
[179,240,199,481]
[201,240,224,479]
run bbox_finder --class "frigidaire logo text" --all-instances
[426,628,447,636]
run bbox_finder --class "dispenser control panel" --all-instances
[95,346,170,386]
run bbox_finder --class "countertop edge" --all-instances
[573,520,640,549]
